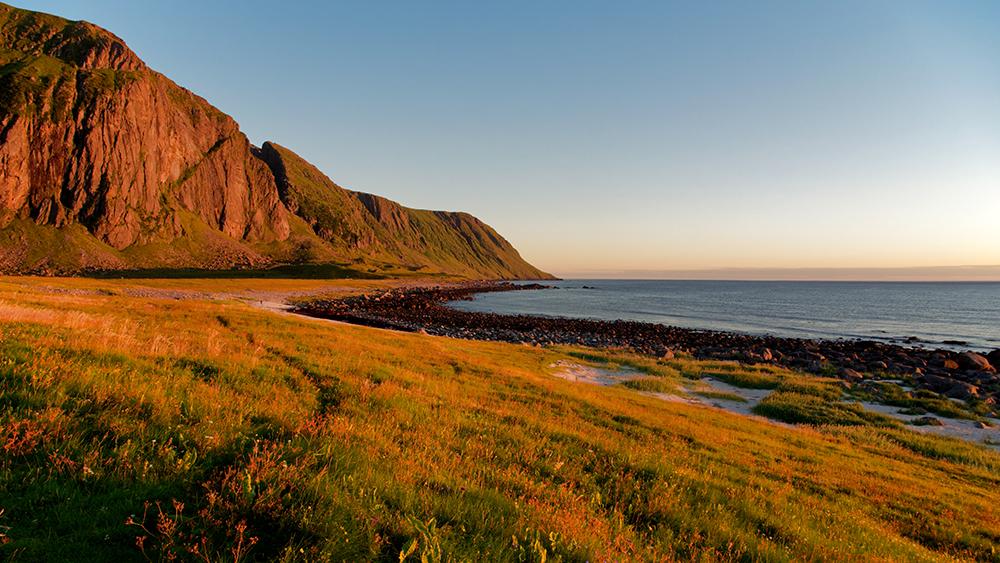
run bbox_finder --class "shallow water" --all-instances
[449,280,1000,352]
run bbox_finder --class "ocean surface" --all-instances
[447,280,1000,353]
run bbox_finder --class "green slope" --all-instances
[259,142,554,280]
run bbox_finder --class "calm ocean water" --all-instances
[448,280,1000,353]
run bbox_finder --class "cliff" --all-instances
[257,142,549,280]
[0,3,551,280]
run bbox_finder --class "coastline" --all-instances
[296,281,1000,411]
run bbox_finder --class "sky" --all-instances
[15,1,1000,279]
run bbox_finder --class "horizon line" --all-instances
[551,264,1000,282]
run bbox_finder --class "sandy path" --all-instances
[549,362,1000,450]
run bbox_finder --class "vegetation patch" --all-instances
[692,390,748,403]
[558,347,680,379]
[0,277,999,562]
[705,369,779,389]
[775,377,842,400]
[620,377,677,394]
[752,392,902,428]
[847,382,990,423]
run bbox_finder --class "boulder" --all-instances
[943,381,979,400]
[958,352,994,373]
[987,349,1000,368]
[921,374,958,393]
[837,368,864,382]
[654,348,675,360]
[931,357,960,370]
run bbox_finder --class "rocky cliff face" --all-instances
[0,3,550,280]
[0,4,289,253]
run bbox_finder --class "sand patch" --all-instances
[856,401,1000,451]
[549,360,644,386]
[549,362,999,449]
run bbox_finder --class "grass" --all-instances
[1,277,999,562]
[262,143,553,281]
[751,392,903,428]
[704,367,780,390]
[620,377,678,394]
[847,382,991,423]
[693,390,748,403]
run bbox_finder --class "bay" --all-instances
[448,280,1000,353]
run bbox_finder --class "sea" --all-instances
[447,280,1000,353]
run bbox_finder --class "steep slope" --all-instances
[0,3,551,279]
[257,142,550,280]
[0,4,289,262]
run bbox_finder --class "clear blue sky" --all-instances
[15,1,1000,279]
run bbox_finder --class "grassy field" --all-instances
[1,277,999,562]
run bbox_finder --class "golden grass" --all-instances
[0,278,998,562]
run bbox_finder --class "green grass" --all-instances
[693,390,748,403]
[262,143,554,281]
[558,348,681,379]
[1,277,999,562]
[847,382,990,423]
[751,392,903,428]
[620,377,678,394]
[704,368,780,390]
[775,377,843,401]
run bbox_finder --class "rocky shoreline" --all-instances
[295,281,1000,408]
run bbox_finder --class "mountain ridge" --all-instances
[0,3,552,279]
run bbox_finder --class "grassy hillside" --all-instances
[0,2,139,119]
[261,142,553,280]
[1,277,998,562]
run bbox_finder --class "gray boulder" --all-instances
[921,374,957,393]
[943,381,980,400]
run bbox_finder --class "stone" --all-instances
[943,381,979,400]
[837,368,864,382]
[987,349,1000,368]
[958,352,994,373]
[654,348,675,360]
[921,374,958,393]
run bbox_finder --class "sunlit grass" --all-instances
[1,278,999,562]
[693,390,748,403]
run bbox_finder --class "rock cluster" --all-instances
[297,283,1000,408]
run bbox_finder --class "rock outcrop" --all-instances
[0,3,551,279]
[0,4,289,251]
